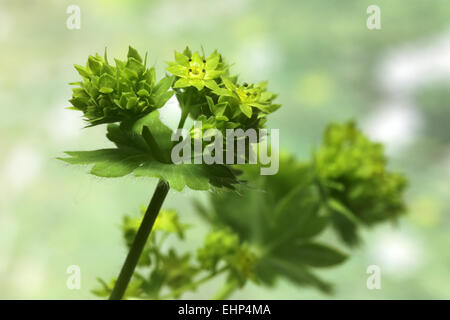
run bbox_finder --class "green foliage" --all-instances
[58,111,240,191]
[198,155,340,293]
[90,122,407,299]
[93,209,256,299]
[64,47,407,299]
[61,46,281,191]
[194,122,407,294]
[63,46,284,300]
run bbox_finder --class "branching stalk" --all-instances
[159,266,229,300]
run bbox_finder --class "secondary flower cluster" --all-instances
[93,209,256,299]
[167,47,280,132]
[315,122,407,235]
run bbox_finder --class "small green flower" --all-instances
[167,47,226,91]
[163,249,198,291]
[153,208,189,239]
[215,77,280,119]
[197,228,240,271]
[196,228,256,287]
[227,244,257,286]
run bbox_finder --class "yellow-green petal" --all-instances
[191,52,203,67]
[190,79,205,91]
[174,51,189,67]
[204,69,223,80]
[167,65,188,78]
[173,78,191,88]
[204,79,220,90]
[206,52,220,70]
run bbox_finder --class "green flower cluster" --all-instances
[197,229,240,271]
[93,209,256,299]
[315,122,407,227]
[94,209,197,299]
[197,229,256,285]
[167,47,280,132]
[64,47,281,190]
[69,46,174,126]
[69,46,280,132]
[121,208,188,267]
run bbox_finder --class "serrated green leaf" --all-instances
[58,149,122,164]
[106,124,149,152]
[58,149,146,178]
[134,162,238,191]
[90,154,146,177]
[60,110,240,191]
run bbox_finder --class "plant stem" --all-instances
[176,91,191,130]
[109,179,170,300]
[177,109,189,130]
[159,267,229,300]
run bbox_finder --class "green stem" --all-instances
[109,179,170,300]
[176,91,191,130]
[177,108,189,130]
[213,278,240,300]
[159,267,229,300]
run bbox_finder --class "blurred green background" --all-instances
[1,0,450,299]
